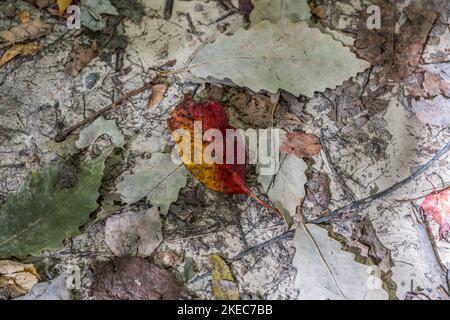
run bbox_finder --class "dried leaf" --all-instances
[65,43,99,77]
[0,148,112,258]
[105,207,162,257]
[81,0,119,31]
[91,257,189,300]
[405,63,450,98]
[238,0,254,21]
[208,254,239,300]
[412,95,450,127]
[0,19,51,45]
[0,260,39,298]
[75,115,125,149]
[16,272,72,300]
[32,0,57,10]
[57,0,73,15]
[19,10,31,24]
[0,41,40,68]
[148,83,167,110]
[250,0,310,23]
[281,131,321,158]
[293,223,389,300]
[305,171,331,209]
[187,19,369,97]
[421,188,450,240]
[116,153,188,215]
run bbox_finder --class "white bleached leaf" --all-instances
[293,223,389,300]
[116,153,188,215]
[76,116,125,149]
[187,20,369,97]
[105,207,162,257]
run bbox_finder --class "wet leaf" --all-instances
[0,41,40,68]
[76,115,125,149]
[421,188,450,240]
[0,148,112,258]
[281,131,321,158]
[187,19,369,97]
[293,223,389,300]
[116,153,188,215]
[105,207,162,257]
[208,254,239,300]
[91,257,189,300]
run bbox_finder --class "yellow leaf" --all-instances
[19,10,31,23]
[0,42,41,68]
[208,254,240,300]
[58,0,73,15]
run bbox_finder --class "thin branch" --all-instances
[312,140,450,224]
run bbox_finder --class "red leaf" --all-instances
[421,188,450,240]
[167,97,281,216]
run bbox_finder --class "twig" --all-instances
[229,230,295,261]
[312,140,450,224]
[54,83,151,142]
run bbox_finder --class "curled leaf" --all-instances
[0,41,41,68]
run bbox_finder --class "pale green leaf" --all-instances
[187,20,370,97]
[76,116,125,149]
[116,153,187,215]
[250,0,311,23]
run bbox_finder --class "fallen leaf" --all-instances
[250,0,310,24]
[0,260,39,298]
[412,95,450,127]
[258,154,307,221]
[356,1,437,84]
[32,0,57,10]
[16,272,72,300]
[65,43,99,77]
[155,250,184,268]
[305,171,331,209]
[105,207,162,257]
[0,19,51,45]
[421,188,450,240]
[75,115,125,149]
[116,153,188,215]
[80,0,119,31]
[168,97,280,215]
[405,63,450,98]
[281,131,321,158]
[148,83,167,110]
[293,223,389,300]
[110,0,145,24]
[0,41,40,68]
[0,147,112,258]
[187,19,369,97]
[19,10,31,23]
[57,0,73,15]
[91,257,189,300]
[208,254,239,300]
[183,257,197,282]
[238,0,254,21]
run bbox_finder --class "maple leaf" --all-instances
[167,97,280,216]
[421,188,450,240]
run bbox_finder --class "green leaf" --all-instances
[0,148,112,258]
[116,153,188,215]
[187,20,370,97]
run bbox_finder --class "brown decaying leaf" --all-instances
[0,260,39,299]
[350,217,394,273]
[355,1,437,84]
[147,83,168,110]
[0,19,51,45]
[281,131,321,158]
[405,64,450,98]
[91,257,190,300]
[305,171,331,209]
[238,0,254,21]
[65,43,99,77]
[0,41,41,68]
[19,10,31,24]
[28,0,57,10]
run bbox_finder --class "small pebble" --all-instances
[85,72,100,89]
[5,5,16,18]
